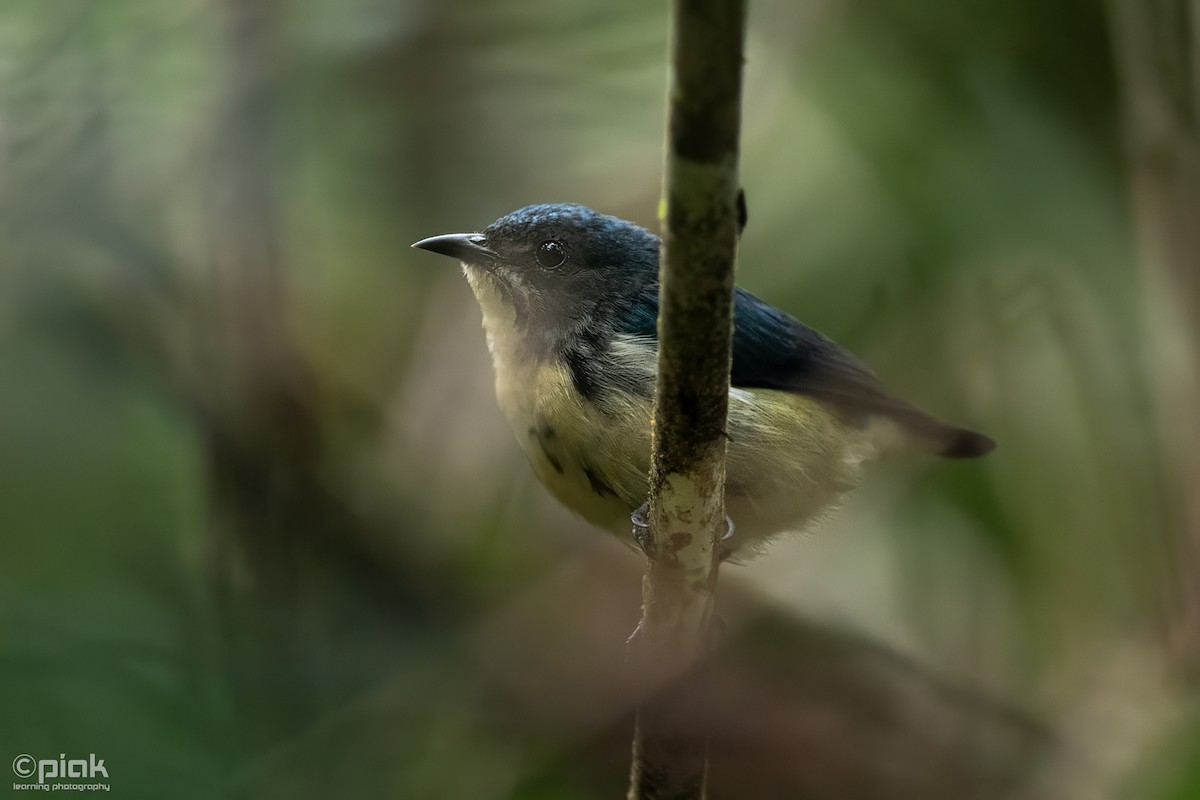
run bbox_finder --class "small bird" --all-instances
[413,204,993,559]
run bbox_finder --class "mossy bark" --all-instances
[628,1,748,797]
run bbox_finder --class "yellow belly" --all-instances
[497,359,651,532]
[495,358,879,556]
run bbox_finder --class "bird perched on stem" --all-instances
[413,204,994,560]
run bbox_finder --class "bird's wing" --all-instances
[617,287,993,458]
[729,288,894,409]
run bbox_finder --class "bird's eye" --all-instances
[535,240,567,269]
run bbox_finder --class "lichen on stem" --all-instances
[627,1,748,797]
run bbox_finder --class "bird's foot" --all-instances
[630,502,653,557]
[718,515,736,562]
[630,503,736,561]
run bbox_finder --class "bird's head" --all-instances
[412,204,659,354]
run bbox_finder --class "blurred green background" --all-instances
[3,0,1199,798]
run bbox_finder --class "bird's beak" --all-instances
[410,233,498,263]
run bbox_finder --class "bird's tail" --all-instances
[893,408,996,459]
[808,382,996,459]
[932,424,996,459]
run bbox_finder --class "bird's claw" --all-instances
[630,502,653,557]
[630,504,736,560]
[719,514,736,561]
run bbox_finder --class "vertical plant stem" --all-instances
[200,0,326,736]
[628,1,748,797]
[1108,0,1200,674]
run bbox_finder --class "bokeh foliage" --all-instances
[1,0,1197,798]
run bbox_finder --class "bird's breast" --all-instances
[465,271,657,531]
[492,353,653,531]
